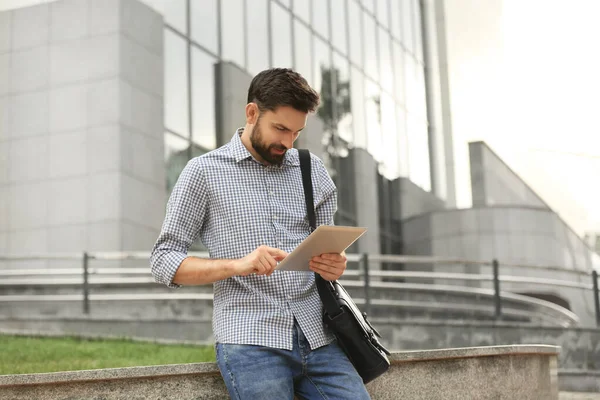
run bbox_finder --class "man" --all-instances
[150,68,370,399]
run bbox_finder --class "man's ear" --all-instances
[245,103,259,125]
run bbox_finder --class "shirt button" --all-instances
[269,191,274,195]
[273,215,278,220]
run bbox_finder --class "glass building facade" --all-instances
[157,0,432,195]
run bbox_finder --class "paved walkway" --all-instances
[560,393,600,399]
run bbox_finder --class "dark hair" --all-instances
[247,68,320,113]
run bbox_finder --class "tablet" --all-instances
[275,225,367,271]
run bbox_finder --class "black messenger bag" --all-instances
[298,149,391,384]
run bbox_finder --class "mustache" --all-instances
[270,144,288,151]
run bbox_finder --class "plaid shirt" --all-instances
[150,129,337,350]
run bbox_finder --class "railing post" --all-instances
[592,270,600,327]
[362,253,371,316]
[492,259,501,320]
[83,252,90,315]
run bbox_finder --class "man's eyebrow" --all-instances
[273,122,305,132]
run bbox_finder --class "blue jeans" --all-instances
[215,321,371,400]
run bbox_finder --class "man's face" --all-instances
[249,106,307,166]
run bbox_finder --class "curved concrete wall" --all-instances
[402,206,600,326]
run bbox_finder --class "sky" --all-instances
[444,0,600,237]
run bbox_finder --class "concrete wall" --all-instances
[0,0,165,269]
[469,141,549,208]
[0,345,560,400]
[402,206,599,326]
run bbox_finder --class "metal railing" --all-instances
[0,252,598,326]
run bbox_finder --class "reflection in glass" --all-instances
[246,0,269,74]
[365,79,382,162]
[402,0,414,53]
[363,13,378,81]
[313,36,331,100]
[350,67,366,148]
[163,0,186,33]
[331,0,348,54]
[407,116,431,191]
[347,0,363,68]
[376,0,388,27]
[332,52,352,144]
[271,2,293,68]
[378,27,393,91]
[221,0,245,68]
[318,52,352,164]
[293,0,310,22]
[380,93,398,179]
[164,30,189,137]
[191,0,218,54]
[396,107,409,177]
[191,48,217,150]
[393,41,405,105]
[312,0,330,40]
[165,132,190,193]
[293,20,312,85]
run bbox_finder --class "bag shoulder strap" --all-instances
[298,149,342,318]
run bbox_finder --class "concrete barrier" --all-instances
[0,345,559,399]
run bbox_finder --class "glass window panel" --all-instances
[332,52,352,143]
[312,0,330,40]
[164,30,189,137]
[378,27,393,91]
[278,0,291,7]
[191,48,217,150]
[393,41,405,104]
[348,0,363,68]
[363,13,378,81]
[350,67,366,148]
[390,0,401,39]
[294,20,313,85]
[164,0,186,33]
[402,0,414,53]
[396,107,409,177]
[221,0,245,68]
[293,0,310,22]
[313,35,331,99]
[191,0,218,54]
[165,132,190,194]
[380,93,397,179]
[271,2,293,68]
[365,79,382,161]
[407,116,431,191]
[331,0,348,54]
[362,0,374,14]
[413,0,424,62]
[376,0,388,28]
[246,0,269,74]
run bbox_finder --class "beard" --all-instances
[250,118,288,165]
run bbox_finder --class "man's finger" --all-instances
[268,247,289,259]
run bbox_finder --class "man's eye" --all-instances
[277,126,286,131]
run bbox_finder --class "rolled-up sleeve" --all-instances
[150,158,208,288]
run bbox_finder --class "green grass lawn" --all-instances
[0,335,216,375]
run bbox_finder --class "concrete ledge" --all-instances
[0,345,560,399]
